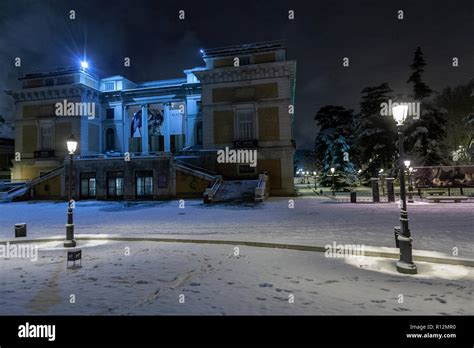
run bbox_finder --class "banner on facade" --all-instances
[413,165,474,188]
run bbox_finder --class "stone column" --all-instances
[123,105,129,153]
[141,104,149,154]
[370,178,380,203]
[164,103,171,153]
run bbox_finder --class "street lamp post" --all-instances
[404,160,414,203]
[330,167,336,196]
[392,105,417,274]
[64,134,78,248]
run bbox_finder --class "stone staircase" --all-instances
[0,165,64,203]
[211,179,259,203]
[0,182,29,202]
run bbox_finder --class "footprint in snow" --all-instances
[259,283,273,288]
[324,280,339,284]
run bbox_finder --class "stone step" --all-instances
[213,180,259,202]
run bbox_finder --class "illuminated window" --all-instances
[107,172,124,198]
[80,173,96,198]
[136,171,153,197]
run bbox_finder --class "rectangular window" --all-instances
[80,173,96,198]
[40,125,53,150]
[106,108,115,119]
[136,171,153,197]
[107,172,124,198]
[239,56,251,66]
[236,109,256,140]
[104,82,115,91]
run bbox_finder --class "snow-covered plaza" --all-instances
[0,197,473,315]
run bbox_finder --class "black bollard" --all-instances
[370,178,380,203]
[386,178,395,203]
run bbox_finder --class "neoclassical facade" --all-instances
[6,41,296,200]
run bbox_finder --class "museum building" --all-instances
[5,41,296,202]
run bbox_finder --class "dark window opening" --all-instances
[196,122,203,146]
[239,56,251,65]
[106,128,115,151]
[158,173,167,189]
[106,108,115,119]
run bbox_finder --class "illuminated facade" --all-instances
[5,41,296,200]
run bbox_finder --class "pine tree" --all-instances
[435,80,474,163]
[403,101,449,165]
[404,47,449,165]
[314,105,358,188]
[355,83,397,179]
[407,47,432,100]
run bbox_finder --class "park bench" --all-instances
[425,196,469,203]
[426,190,446,196]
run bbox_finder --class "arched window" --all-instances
[106,128,115,151]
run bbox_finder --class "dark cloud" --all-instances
[1,0,473,147]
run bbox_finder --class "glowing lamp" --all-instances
[392,104,409,126]
[67,134,78,154]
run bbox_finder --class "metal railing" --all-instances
[204,176,223,201]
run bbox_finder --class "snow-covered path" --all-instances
[0,198,472,258]
[0,240,472,315]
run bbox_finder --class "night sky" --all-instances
[1,0,473,148]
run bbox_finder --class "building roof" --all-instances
[201,40,286,58]
[19,66,98,81]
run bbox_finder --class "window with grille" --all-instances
[239,56,251,65]
[136,171,153,197]
[107,172,124,197]
[104,82,115,91]
[40,125,53,150]
[80,174,96,198]
[236,109,256,140]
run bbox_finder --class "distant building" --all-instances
[5,41,296,200]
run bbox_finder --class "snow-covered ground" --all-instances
[0,198,472,258]
[0,240,472,315]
